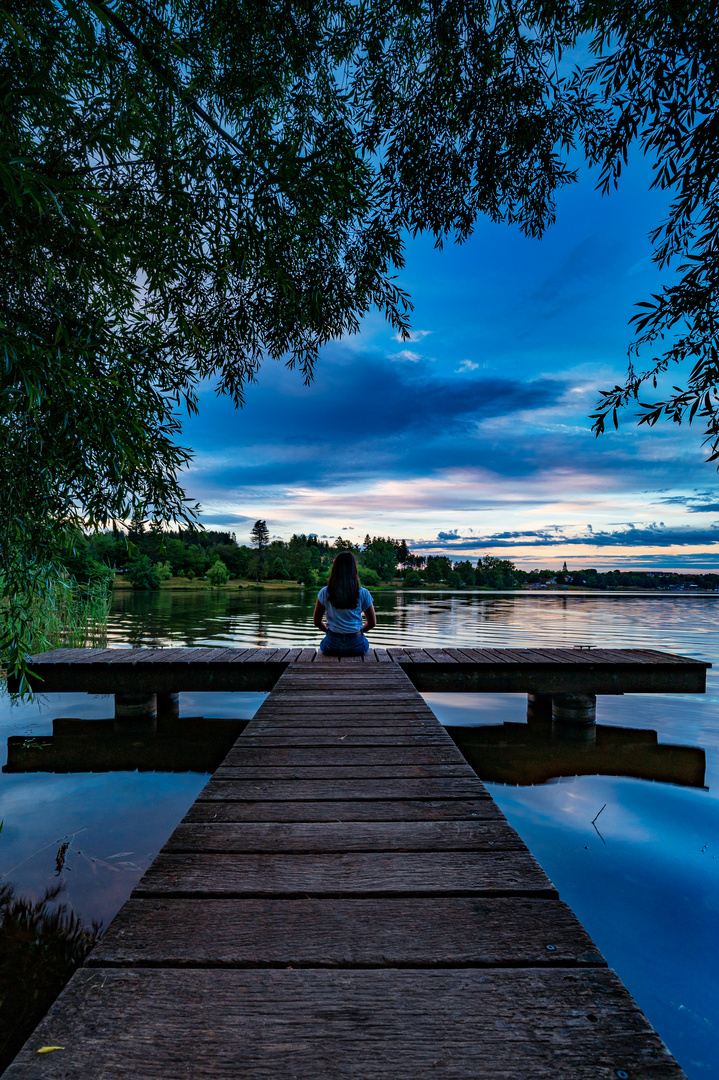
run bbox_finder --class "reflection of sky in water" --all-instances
[435,687,719,1077]
[2,591,719,1078]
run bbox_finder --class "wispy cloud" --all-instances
[388,349,423,362]
[411,523,719,552]
[393,329,432,343]
[457,360,479,372]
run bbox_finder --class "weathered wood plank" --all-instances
[295,648,317,662]
[185,798,502,822]
[213,765,475,779]
[133,850,556,897]
[163,820,525,853]
[236,734,454,746]
[198,777,488,800]
[90,896,605,967]
[5,968,686,1079]
[222,746,467,766]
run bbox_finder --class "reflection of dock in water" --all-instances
[3,716,248,775]
[450,721,706,788]
[6,715,706,791]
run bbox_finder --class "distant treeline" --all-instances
[62,520,719,592]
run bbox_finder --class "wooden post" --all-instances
[115,693,157,722]
[551,693,597,744]
[157,692,180,719]
[526,693,552,729]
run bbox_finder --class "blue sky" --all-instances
[181,154,719,571]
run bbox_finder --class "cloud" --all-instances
[393,329,432,343]
[411,523,719,551]
[187,353,568,492]
[387,349,423,362]
[457,360,479,372]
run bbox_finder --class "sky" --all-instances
[180,153,719,572]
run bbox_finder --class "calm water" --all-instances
[2,588,719,1077]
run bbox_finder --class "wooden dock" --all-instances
[12,643,710,695]
[5,657,688,1078]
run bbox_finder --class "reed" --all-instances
[1,577,110,678]
[27,578,110,650]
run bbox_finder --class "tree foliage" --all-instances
[3,0,719,681]
[1,0,586,679]
[579,0,719,457]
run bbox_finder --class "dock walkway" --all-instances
[5,658,687,1077]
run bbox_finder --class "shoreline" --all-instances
[112,579,719,597]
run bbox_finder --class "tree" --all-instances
[250,520,270,583]
[207,559,230,587]
[127,554,159,591]
[362,538,398,581]
[270,557,290,581]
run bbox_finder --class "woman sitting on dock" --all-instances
[313,551,377,655]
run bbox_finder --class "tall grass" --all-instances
[26,577,110,651]
[2,577,111,657]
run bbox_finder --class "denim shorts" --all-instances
[319,630,370,656]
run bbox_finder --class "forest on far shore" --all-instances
[62,520,719,593]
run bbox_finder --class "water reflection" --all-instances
[109,586,719,654]
[451,720,706,788]
[4,715,248,774]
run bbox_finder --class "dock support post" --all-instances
[527,693,553,730]
[114,693,157,724]
[157,692,180,719]
[551,693,597,743]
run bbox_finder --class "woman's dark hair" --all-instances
[326,551,360,609]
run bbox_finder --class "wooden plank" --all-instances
[263,690,426,700]
[236,734,454,746]
[198,777,488,800]
[425,649,458,664]
[237,648,278,663]
[163,820,526,853]
[295,648,317,662]
[63,647,119,664]
[133,850,556,897]
[5,968,686,1079]
[90,896,605,967]
[185,799,503,822]
[222,746,467,766]
[27,648,80,663]
[404,648,437,663]
[243,726,445,739]
[212,765,477,780]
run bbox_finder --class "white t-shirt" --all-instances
[318,585,374,634]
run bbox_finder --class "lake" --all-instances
[1,587,718,1078]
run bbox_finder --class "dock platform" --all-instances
[12,643,709,694]
[4,656,688,1078]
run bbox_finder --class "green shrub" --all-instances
[403,570,424,588]
[359,567,381,587]
[207,560,230,587]
[127,554,159,590]
[154,560,173,582]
